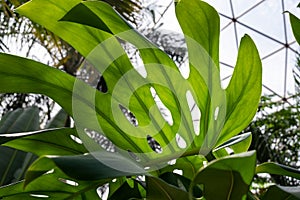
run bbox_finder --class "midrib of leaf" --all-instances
[227,170,234,200]
[159,64,196,149]
[179,4,220,150]
[201,7,216,150]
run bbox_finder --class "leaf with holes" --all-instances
[15,0,261,171]
[0,0,262,198]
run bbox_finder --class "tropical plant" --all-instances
[0,0,300,199]
[0,0,146,122]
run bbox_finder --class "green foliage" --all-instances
[261,185,300,200]
[0,107,39,186]
[190,151,256,200]
[0,0,299,199]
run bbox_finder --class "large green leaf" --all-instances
[0,1,263,197]
[189,151,256,200]
[0,0,263,199]
[0,107,39,186]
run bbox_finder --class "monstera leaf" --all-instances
[0,0,262,199]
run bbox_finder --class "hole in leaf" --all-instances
[70,135,83,144]
[186,91,201,136]
[84,129,115,152]
[225,147,234,155]
[176,133,187,149]
[146,29,188,78]
[112,178,117,183]
[75,60,101,88]
[144,166,150,170]
[167,159,176,165]
[59,178,79,187]
[136,175,145,182]
[150,87,173,126]
[121,41,147,78]
[173,169,183,175]
[214,106,219,120]
[147,135,163,153]
[96,75,108,93]
[179,59,190,79]
[97,184,109,200]
[29,194,49,198]
[128,150,141,162]
[119,104,138,127]
[45,169,54,175]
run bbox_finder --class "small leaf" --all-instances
[190,151,256,200]
[256,162,300,180]
[289,12,300,45]
[213,132,252,158]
